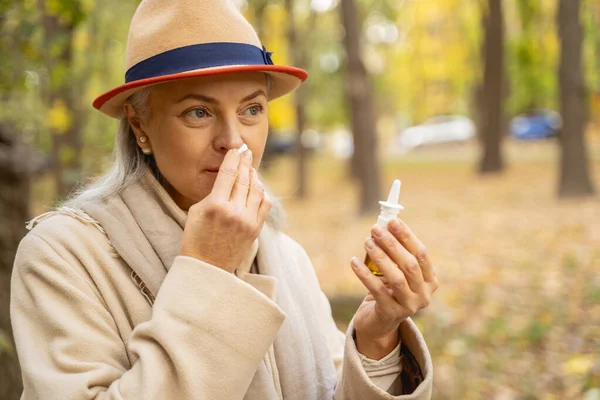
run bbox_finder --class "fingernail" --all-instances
[365,238,375,250]
[390,219,400,232]
[350,257,361,269]
[372,225,384,238]
[244,150,253,162]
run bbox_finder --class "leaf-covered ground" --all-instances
[264,138,600,399]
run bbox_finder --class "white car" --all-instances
[398,115,475,150]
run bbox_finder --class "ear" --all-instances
[124,104,152,152]
[124,104,145,138]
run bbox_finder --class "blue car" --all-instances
[510,110,562,140]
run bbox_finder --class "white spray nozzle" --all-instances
[376,180,404,227]
[237,143,248,154]
[387,180,401,204]
[379,179,403,210]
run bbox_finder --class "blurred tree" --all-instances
[0,1,46,134]
[339,0,381,214]
[477,0,505,174]
[259,4,297,132]
[247,0,269,39]
[507,0,557,114]
[284,0,316,199]
[556,0,595,197]
[392,0,479,125]
[0,123,47,400]
[588,0,600,122]
[595,3,600,93]
[39,0,87,199]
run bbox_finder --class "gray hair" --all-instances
[64,75,285,230]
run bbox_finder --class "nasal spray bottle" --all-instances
[364,180,404,276]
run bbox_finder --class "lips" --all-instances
[204,165,221,173]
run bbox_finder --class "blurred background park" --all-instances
[1,0,599,398]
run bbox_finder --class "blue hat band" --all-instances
[125,42,274,83]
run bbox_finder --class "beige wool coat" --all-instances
[10,169,433,399]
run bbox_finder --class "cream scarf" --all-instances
[81,169,338,400]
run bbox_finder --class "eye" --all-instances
[243,105,264,117]
[184,107,210,119]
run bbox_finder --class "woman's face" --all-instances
[126,72,269,211]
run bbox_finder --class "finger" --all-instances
[371,225,425,295]
[389,219,436,284]
[246,167,264,213]
[257,190,272,226]
[230,150,252,205]
[351,257,400,313]
[212,149,241,200]
[364,238,414,305]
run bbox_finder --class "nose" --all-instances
[212,116,244,152]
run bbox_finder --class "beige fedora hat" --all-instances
[93,0,308,118]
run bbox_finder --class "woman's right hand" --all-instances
[179,148,271,273]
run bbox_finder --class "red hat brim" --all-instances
[93,64,308,118]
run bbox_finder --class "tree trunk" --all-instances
[478,0,505,174]
[284,0,312,199]
[0,124,47,400]
[339,0,381,215]
[41,3,82,199]
[294,96,308,199]
[557,0,595,197]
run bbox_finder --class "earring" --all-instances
[142,148,152,155]
[139,136,148,143]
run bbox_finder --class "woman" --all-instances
[11,0,438,399]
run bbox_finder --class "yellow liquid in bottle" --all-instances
[364,253,384,276]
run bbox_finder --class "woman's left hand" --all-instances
[350,218,439,360]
